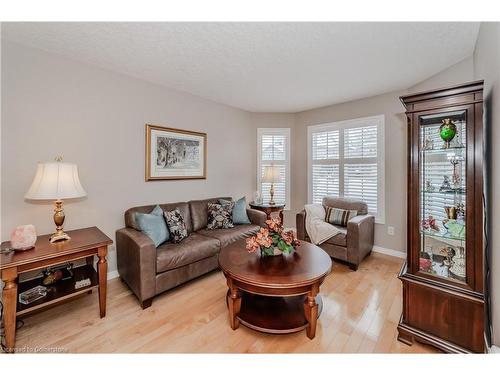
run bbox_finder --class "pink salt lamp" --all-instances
[10,224,37,250]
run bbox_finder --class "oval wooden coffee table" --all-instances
[219,239,332,339]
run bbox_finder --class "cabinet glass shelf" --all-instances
[421,230,465,243]
[421,146,465,155]
[419,110,467,283]
[422,190,466,195]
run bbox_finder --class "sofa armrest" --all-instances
[346,214,375,266]
[116,227,156,303]
[246,208,267,227]
[296,210,308,241]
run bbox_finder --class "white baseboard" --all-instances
[372,246,406,259]
[107,270,119,280]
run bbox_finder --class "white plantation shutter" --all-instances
[310,128,340,204]
[308,116,385,223]
[312,131,339,160]
[261,134,286,161]
[257,128,290,208]
[344,164,378,213]
[312,165,339,203]
[344,125,377,158]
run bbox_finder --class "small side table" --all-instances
[0,226,112,353]
[249,202,286,224]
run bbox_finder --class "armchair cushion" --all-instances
[325,225,347,247]
[325,207,358,227]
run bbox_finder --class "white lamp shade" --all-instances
[25,162,87,200]
[262,165,283,183]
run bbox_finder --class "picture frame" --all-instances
[145,124,207,181]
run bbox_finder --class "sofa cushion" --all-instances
[325,226,347,247]
[220,197,251,225]
[189,197,232,232]
[126,202,193,233]
[207,202,234,230]
[198,224,260,247]
[156,233,220,273]
[134,205,170,247]
[164,208,189,244]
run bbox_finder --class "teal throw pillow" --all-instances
[135,205,170,247]
[220,197,251,225]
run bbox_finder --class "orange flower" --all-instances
[265,217,282,232]
[245,237,260,253]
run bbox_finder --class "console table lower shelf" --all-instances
[17,265,98,316]
[228,291,323,334]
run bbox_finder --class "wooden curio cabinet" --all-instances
[398,81,485,353]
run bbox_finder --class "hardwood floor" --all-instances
[13,252,439,353]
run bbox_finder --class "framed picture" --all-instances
[145,124,207,181]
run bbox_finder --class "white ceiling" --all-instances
[2,22,480,112]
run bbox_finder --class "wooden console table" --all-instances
[0,226,112,353]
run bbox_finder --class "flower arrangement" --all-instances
[245,217,300,256]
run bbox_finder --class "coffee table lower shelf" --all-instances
[232,291,323,334]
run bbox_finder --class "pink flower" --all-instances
[266,217,282,232]
[245,237,260,253]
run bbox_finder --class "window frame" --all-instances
[307,115,385,224]
[257,128,291,210]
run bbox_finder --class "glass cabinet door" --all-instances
[419,110,467,283]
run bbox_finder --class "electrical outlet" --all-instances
[387,226,395,236]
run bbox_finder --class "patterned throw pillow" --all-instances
[207,202,234,230]
[163,208,188,243]
[325,207,358,227]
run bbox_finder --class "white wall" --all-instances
[408,57,474,93]
[1,41,256,273]
[473,22,500,349]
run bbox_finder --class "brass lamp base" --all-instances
[49,231,71,243]
[50,199,71,243]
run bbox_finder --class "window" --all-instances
[257,128,290,208]
[308,115,385,223]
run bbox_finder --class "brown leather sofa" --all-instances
[116,197,266,308]
[296,197,374,271]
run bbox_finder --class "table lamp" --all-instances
[25,157,87,243]
[262,165,282,205]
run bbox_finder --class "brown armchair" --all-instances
[296,197,374,271]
